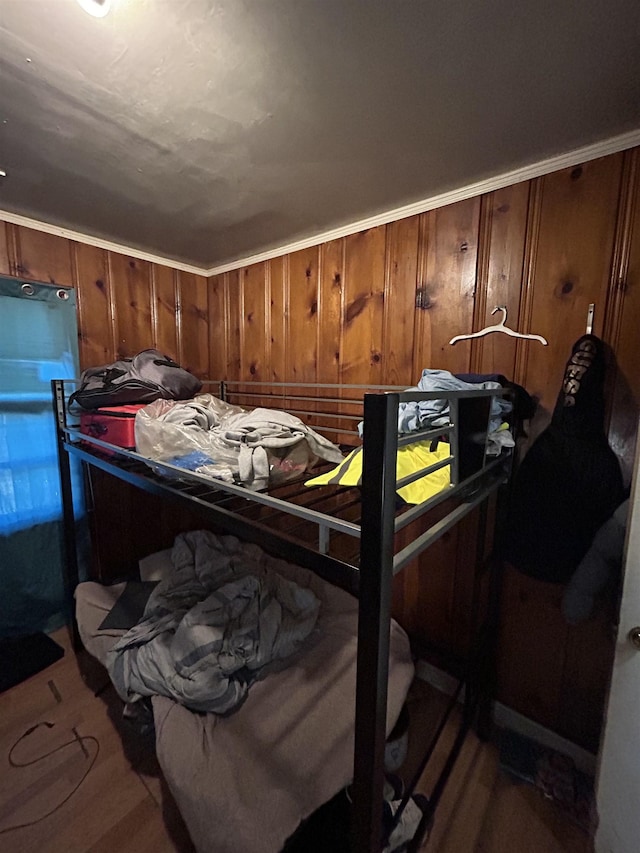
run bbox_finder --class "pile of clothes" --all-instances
[308,370,532,505]
[135,394,344,490]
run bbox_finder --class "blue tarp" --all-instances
[0,279,83,635]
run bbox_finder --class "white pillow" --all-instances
[138,548,173,582]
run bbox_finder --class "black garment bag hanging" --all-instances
[503,334,625,583]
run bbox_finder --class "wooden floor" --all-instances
[0,628,193,853]
[0,628,594,853]
[403,682,595,853]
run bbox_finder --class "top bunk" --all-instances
[53,377,514,595]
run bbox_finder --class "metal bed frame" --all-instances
[52,378,512,853]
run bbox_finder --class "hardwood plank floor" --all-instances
[0,628,192,853]
[401,681,594,853]
[0,630,595,852]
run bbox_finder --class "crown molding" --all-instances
[2,127,639,279]
[205,127,640,276]
[0,209,206,276]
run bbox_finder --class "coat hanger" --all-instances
[449,305,548,346]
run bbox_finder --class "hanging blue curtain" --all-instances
[0,276,83,636]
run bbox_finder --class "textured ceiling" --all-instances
[0,0,639,269]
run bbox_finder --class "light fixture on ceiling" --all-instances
[76,0,111,17]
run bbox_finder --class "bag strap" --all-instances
[69,368,129,407]
[151,356,180,369]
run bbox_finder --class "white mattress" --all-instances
[75,553,414,853]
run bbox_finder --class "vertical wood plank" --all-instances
[269,256,287,383]
[393,501,463,650]
[559,603,616,751]
[341,226,386,386]
[413,523,459,651]
[0,222,11,276]
[177,272,209,378]
[15,227,74,285]
[317,239,346,439]
[412,213,431,378]
[450,507,483,658]
[474,182,531,378]
[496,568,569,732]
[413,198,481,376]
[226,270,242,382]
[263,262,272,402]
[383,216,419,386]
[208,273,228,382]
[469,197,493,375]
[3,223,19,277]
[107,253,153,358]
[286,247,319,384]
[151,264,178,360]
[513,178,543,388]
[606,150,640,485]
[318,239,344,385]
[240,262,268,383]
[73,243,114,368]
[521,154,624,425]
[603,150,638,352]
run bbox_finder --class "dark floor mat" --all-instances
[0,632,64,692]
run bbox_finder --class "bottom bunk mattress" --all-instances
[75,538,414,853]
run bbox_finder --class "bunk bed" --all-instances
[52,378,513,853]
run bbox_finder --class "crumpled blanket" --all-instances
[107,531,321,714]
[135,394,344,489]
[220,407,345,489]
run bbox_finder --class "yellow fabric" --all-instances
[305,440,451,505]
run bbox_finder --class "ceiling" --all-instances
[1,0,639,271]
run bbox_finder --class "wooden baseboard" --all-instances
[415,659,597,775]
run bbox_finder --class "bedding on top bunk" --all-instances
[393,369,512,434]
[75,534,414,853]
[134,393,344,490]
[305,371,520,504]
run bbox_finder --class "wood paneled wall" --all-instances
[2,145,639,751]
[206,148,640,751]
[207,151,638,468]
[0,225,210,378]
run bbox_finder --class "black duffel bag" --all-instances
[69,349,203,409]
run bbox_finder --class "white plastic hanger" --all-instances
[449,305,548,346]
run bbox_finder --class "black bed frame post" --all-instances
[352,392,399,853]
[52,379,81,650]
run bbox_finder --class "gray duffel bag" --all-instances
[69,349,202,409]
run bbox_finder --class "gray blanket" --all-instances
[107,531,320,713]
